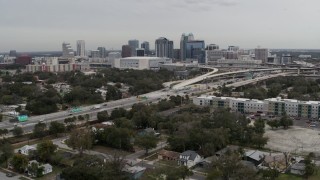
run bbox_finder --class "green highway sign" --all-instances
[18,115,28,122]
[70,107,82,113]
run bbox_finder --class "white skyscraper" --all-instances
[62,42,74,58]
[76,40,86,57]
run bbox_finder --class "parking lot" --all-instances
[265,125,320,155]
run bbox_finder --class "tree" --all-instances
[110,108,127,120]
[97,110,109,122]
[95,127,133,151]
[84,114,90,121]
[64,117,76,124]
[12,126,24,137]
[0,114,3,122]
[279,113,293,129]
[78,115,85,121]
[11,154,29,173]
[67,128,93,156]
[251,133,268,149]
[37,140,57,162]
[261,168,279,180]
[0,143,13,167]
[177,166,193,180]
[207,152,258,180]
[135,134,158,155]
[305,152,316,179]
[61,155,127,180]
[32,122,47,138]
[0,128,9,137]
[105,85,122,101]
[49,121,65,137]
[27,162,44,178]
[267,120,280,129]
[254,118,265,134]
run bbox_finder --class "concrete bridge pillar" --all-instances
[297,67,300,75]
[314,69,316,75]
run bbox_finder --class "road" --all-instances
[0,66,308,133]
[0,86,202,135]
[226,72,291,88]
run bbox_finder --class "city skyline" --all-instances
[1,0,320,51]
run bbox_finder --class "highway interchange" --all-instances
[0,66,317,133]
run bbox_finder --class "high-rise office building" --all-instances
[173,49,181,60]
[186,40,205,63]
[62,42,74,58]
[136,48,145,57]
[128,39,139,56]
[91,50,100,58]
[180,33,194,61]
[155,37,174,58]
[76,40,86,57]
[206,44,219,51]
[122,45,132,58]
[141,41,150,55]
[281,54,293,65]
[97,47,107,58]
[205,44,222,64]
[228,46,239,52]
[9,50,17,57]
[255,47,268,63]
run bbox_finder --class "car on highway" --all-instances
[6,172,14,177]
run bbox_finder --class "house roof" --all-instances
[20,145,36,151]
[291,162,305,171]
[42,164,52,170]
[158,150,179,159]
[264,154,287,164]
[180,150,199,161]
[245,150,269,161]
[28,160,39,165]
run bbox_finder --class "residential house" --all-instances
[16,145,36,156]
[27,160,52,177]
[42,164,53,175]
[178,150,203,168]
[158,150,179,161]
[290,160,306,175]
[244,150,269,166]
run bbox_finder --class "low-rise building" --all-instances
[112,57,172,70]
[194,95,320,119]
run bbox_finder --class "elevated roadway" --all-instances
[173,67,317,90]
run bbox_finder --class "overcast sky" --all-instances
[1,0,320,52]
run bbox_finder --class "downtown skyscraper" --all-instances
[155,37,174,58]
[76,40,86,57]
[128,39,139,56]
[180,33,194,61]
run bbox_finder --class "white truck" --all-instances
[92,105,101,110]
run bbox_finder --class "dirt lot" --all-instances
[265,126,320,155]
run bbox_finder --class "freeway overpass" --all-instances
[225,72,292,88]
[172,67,317,90]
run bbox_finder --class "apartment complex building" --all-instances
[193,96,320,119]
